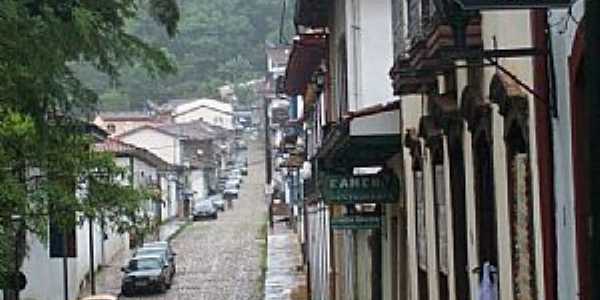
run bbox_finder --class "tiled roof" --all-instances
[97,111,154,121]
[158,120,219,141]
[94,138,172,169]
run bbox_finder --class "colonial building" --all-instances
[286,0,583,300]
[287,1,403,299]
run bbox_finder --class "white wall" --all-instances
[349,109,400,136]
[19,220,128,300]
[173,106,234,130]
[190,169,207,201]
[549,2,584,299]
[168,178,178,218]
[345,0,394,111]
[120,128,181,165]
[160,176,170,221]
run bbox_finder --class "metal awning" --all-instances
[317,101,402,169]
[284,34,326,96]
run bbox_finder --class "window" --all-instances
[106,123,116,133]
[406,0,437,45]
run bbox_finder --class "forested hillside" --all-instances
[77,0,295,111]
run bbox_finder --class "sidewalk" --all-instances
[159,218,188,241]
[78,218,189,298]
[264,223,307,300]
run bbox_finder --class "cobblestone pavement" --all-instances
[82,141,267,300]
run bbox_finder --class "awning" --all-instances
[284,34,326,96]
[317,101,402,168]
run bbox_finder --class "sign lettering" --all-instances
[330,215,381,230]
[320,172,400,205]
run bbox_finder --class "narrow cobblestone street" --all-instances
[82,141,268,300]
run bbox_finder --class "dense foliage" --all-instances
[0,0,180,288]
[77,0,295,110]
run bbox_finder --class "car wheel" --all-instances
[121,288,132,297]
[158,282,167,293]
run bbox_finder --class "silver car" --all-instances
[192,200,218,220]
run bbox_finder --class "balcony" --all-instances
[390,0,482,95]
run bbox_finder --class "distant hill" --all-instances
[76,0,295,111]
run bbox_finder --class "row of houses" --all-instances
[12,98,241,300]
[275,1,591,300]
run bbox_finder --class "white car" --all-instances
[192,200,218,220]
[225,178,240,189]
[223,187,239,200]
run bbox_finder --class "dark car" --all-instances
[192,200,218,220]
[121,255,171,296]
[143,241,176,272]
[223,187,239,200]
[133,247,176,278]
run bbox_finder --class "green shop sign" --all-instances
[320,173,400,204]
[331,215,381,230]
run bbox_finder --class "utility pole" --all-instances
[63,232,69,300]
[89,218,96,295]
[264,95,273,226]
[264,96,272,187]
[586,1,600,298]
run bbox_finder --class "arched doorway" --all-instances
[461,85,498,281]
[490,72,536,299]
[405,129,429,300]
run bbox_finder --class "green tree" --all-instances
[0,0,180,290]
[76,0,295,108]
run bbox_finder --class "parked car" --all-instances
[81,294,118,300]
[228,171,242,183]
[192,200,218,220]
[121,255,171,296]
[223,187,239,200]
[142,241,177,273]
[209,194,225,211]
[225,178,240,190]
[133,246,176,278]
[237,140,248,150]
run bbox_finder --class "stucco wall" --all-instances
[345,0,394,111]
[190,169,207,201]
[549,2,585,299]
[120,128,181,165]
[20,220,128,300]
[173,106,233,130]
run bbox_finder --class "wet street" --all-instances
[83,142,268,300]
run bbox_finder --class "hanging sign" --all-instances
[455,0,574,9]
[331,215,381,230]
[320,172,400,204]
